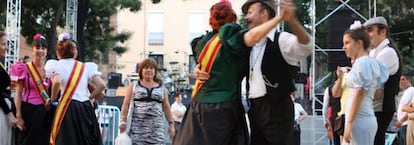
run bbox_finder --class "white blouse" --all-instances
[45,59,102,102]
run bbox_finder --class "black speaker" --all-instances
[328,51,352,71]
[108,72,122,89]
[326,5,359,71]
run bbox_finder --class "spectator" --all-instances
[170,93,187,133]
[395,74,414,145]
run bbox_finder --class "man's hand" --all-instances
[279,0,297,22]
[194,64,210,84]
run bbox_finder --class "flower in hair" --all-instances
[33,34,46,41]
[58,32,71,41]
[349,21,362,30]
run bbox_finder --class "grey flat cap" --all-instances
[242,0,275,16]
[363,16,388,27]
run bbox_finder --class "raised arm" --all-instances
[244,14,284,47]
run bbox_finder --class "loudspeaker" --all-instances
[326,5,359,71]
[328,51,351,71]
[108,72,122,89]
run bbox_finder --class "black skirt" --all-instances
[173,100,249,145]
[55,100,102,145]
[15,101,49,145]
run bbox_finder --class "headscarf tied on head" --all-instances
[209,0,237,30]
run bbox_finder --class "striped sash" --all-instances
[26,62,49,104]
[191,34,222,99]
[49,61,85,145]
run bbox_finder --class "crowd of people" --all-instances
[1,0,414,145]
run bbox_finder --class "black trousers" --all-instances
[293,124,301,145]
[173,100,249,145]
[248,92,294,145]
[374,112,394,145]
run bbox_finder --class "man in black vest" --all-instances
[241,0,312,144]
[363,16,402,145]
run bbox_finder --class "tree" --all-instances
[0,0,161,62]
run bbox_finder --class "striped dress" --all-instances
[129,81,165,145]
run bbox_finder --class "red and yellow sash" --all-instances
[26,62,49,104]
[191,34,222,99]
[49,61,84,145]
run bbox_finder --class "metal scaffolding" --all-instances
[308,0,374,144]
[66,0,78,40]
[5,0,21,72]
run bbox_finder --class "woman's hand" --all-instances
[168,124,175,139]
[194,64,209,84]
[343,122,352,143]
[119,123,126,133]
[16,116,26,131]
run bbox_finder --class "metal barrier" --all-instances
[96,105,120,145]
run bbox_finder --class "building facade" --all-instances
[116,0,245,86]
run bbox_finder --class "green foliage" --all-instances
[375,0,414,74]
[0,0,161,62]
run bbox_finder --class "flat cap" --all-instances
[242,0,275,16]
[363,16,388,27]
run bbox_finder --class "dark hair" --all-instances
[174,93,182,98]
[401,73,412,81]
[375,24,390,37]
[0,31,5,38]
[138,58,159,82]
[344,27,370,50]
[56,39,76,59]
[209,1,237,30]
[32,34,48,48]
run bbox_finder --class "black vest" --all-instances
[247,31,299,99]
[381,43,402,112]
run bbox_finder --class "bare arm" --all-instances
[332,67,343,98]
[88,75,105,99]
[344,89,365,143]
[298,109,308,122]
[118,82,133,133]
[120,83,133,122]
[14,80,25,130]
[162,88,175,139]
[14,81,23,119]
[347,89,365,124]
[402,103,414,113]
[244,14,283,47]
[50,75,61,103]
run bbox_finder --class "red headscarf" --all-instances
[209,0,237,30]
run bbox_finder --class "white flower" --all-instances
[349,21,362,30]
[58,32,71,41]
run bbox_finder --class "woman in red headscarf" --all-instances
[172,1,285,145]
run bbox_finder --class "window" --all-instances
[148,54,164,69]
[188,11,206,42]
[148,11,164,45]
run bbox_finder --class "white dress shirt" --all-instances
[369,39,399,75]
[171,102,187,122]
[397,86,414,126]
[248,28,313,99]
